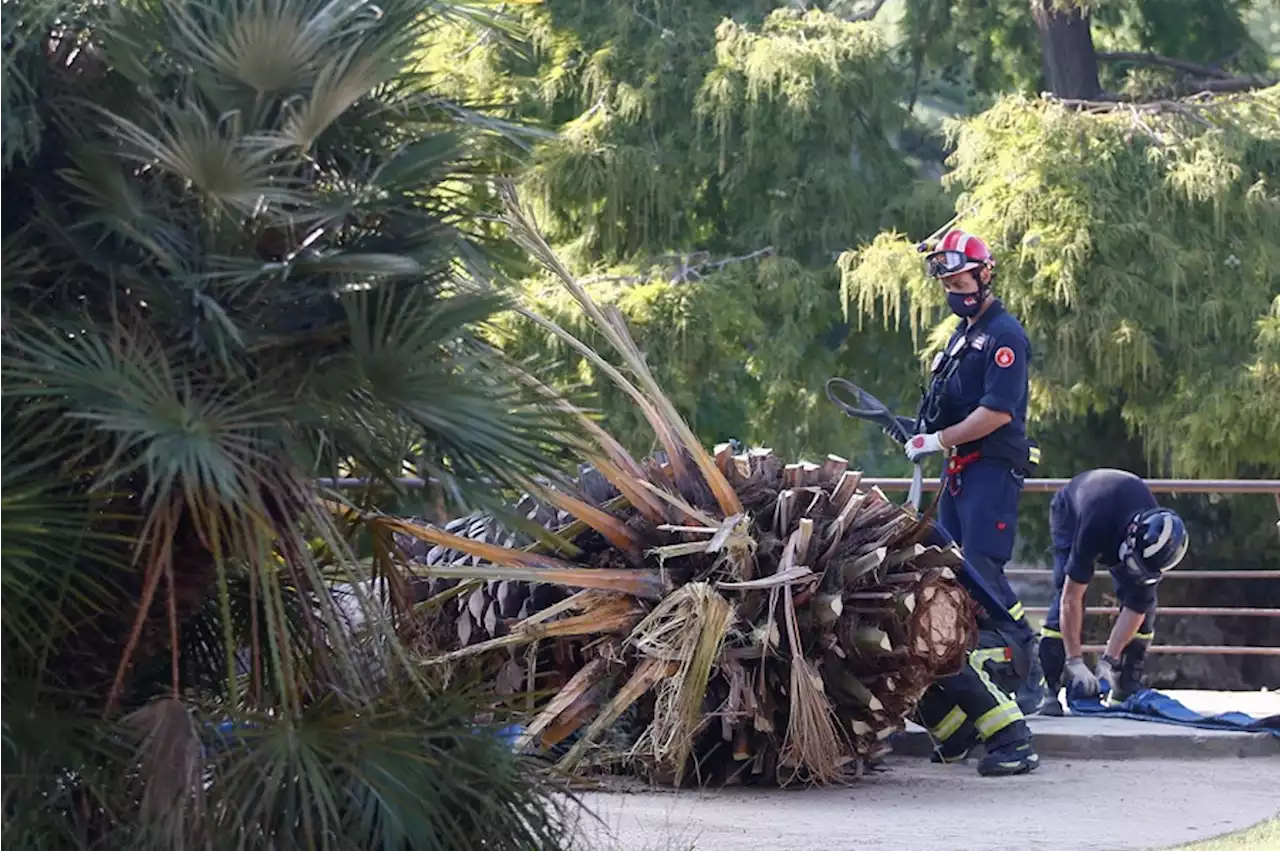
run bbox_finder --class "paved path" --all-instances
[573,690,1280,851]
[895,689,1280,760]
[575,757,1280,851]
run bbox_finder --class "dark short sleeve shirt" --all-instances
[929,300,1031,461]
[1056,469,1160,611]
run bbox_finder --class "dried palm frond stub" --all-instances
[355,185,980,787]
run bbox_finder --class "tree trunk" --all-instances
[1031,0,1102,99]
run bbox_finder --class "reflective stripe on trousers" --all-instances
[969,647,1024,740]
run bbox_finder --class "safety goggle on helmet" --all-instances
[1118,508,1189,585]
[921,230,994,279]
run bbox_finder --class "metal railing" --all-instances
[326,474,1280,658]
[857,477,1280,494]
[864,477,1280,658]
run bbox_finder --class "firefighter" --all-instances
[1037,469,1190,714]
[915,523,1041,776]
[903,229,1045,714]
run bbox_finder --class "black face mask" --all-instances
[947,290,984,318]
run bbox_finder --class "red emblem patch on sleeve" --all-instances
[994,346,1016,368]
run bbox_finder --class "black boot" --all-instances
[978,739,1041,776]
[1037,634,1066,715]
[930,719,978,764]
[931,739,975,764]
[1113,638,1150,704]
[977,721,1040,777]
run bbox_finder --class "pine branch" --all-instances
[827,0,890,23]
[791,0,888,22]
[1095,51,1234,80]
[668,246,776,284]
[578,274,646,286]
[1044,88,1275,116]
[1179,76,1277,94]
[577,247,778,288]
[1084,51,1274,99]
[1040,91,1274,143]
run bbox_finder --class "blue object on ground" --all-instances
[493,723,525,749]
[203,719,528,756]
[1066,688,1280,738]
[469,722,526,751]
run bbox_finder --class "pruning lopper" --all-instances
[824,377,925,511]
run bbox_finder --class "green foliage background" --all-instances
[427,4,953,467]
[424,0,1279,684]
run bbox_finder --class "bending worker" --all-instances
[1038,468,1190,714]
[904,229,1045,714]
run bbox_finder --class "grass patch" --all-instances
[1161,817,1280,851]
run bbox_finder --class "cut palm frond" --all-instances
[629,582,734,785]
[499,182,743,519]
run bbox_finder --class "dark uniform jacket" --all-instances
[923,299,1031,466]
[1050,468,1160,613]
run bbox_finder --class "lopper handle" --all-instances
[907,463,924,511]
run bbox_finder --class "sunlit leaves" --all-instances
[841,89,1280,476]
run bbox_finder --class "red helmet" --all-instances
[924,229,994,279]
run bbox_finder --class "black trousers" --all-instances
[917,628,1030,758]
[937,460,1034,643]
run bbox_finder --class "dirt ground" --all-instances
[572,756,1280,851]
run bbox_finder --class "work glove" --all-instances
[1065,656,1100,696]
[905,432,946,462]
[1095,656,1119,697]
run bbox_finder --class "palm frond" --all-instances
[3,0,581,842]
[207,688,573,851]
[499,182,745,517]
[100,104,302,214]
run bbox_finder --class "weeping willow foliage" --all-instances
[426,3,950,461]
[841,87,1280,476]
[508,5,926,265]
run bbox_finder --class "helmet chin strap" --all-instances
[1118,511,1145,564]
[973,268,993,302]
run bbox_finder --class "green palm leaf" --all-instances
[207,689,572,851]
[3,0,582,844]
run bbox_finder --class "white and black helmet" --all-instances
[1118,508,1189,585]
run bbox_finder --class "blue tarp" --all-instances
[1066,687,1280,738]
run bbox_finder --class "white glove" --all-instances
[1095,656,1118,696]
[1065,657,1100,696]
[905,432,946,462]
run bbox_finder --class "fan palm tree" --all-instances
[1,0,578,847]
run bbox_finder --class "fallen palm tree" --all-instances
[389,456,975,787]
[348,186,979,787]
